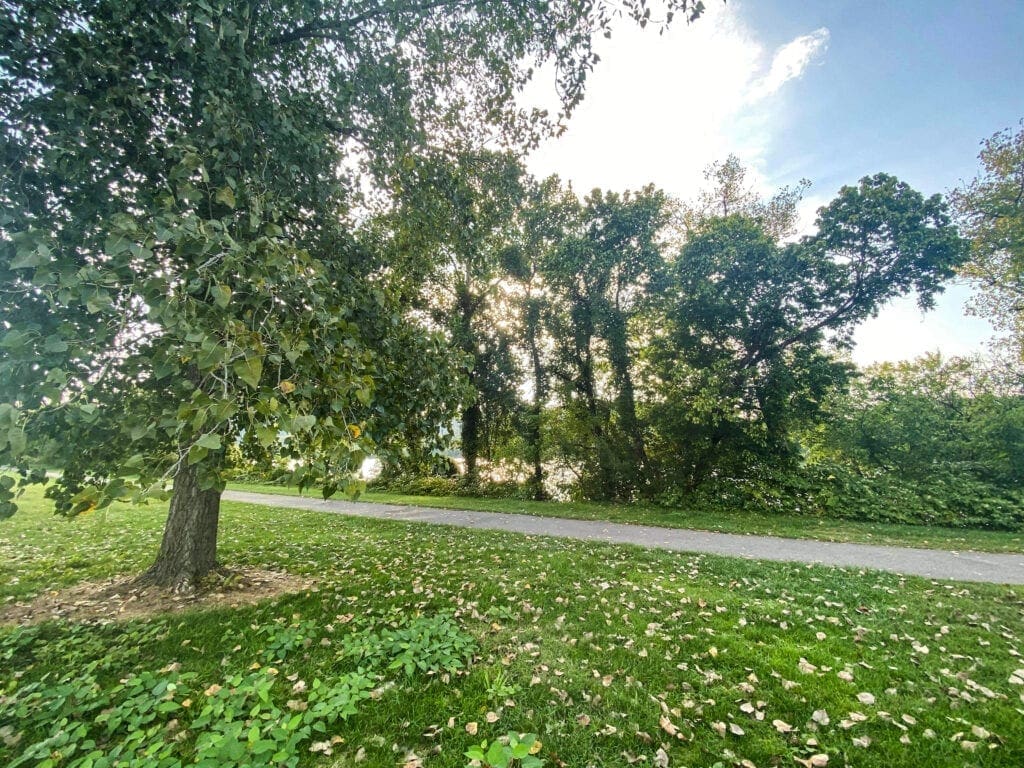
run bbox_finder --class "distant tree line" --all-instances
[336,147,1021,530]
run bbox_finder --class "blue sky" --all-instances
[745,0,1024,195]
[524,0,1024,364]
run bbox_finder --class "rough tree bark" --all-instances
[601,307,650,489]
[139,458,221,590]
[526,347,546,496]
[461,401,482,484]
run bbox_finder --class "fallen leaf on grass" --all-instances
[794,755,829,767]
[309,741,333,756]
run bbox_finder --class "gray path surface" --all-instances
[223,490,1024,585]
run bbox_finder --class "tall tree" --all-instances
[543,185,669,499]
[383,149,527,484]
[508,176,594,498]
[0,0,707,588]
[949,120,1024,358]
[649,175,969,489]
[679,154,810,241]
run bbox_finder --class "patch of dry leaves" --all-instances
[0,567,316,626]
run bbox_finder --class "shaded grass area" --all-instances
[227,481,1024,554]
[3,486,1024,767]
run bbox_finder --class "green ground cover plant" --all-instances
[226,482,1024,554]
[3,486,1023,767]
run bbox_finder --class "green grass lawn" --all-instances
[3,486,1024,768]
[227,481,1024,554]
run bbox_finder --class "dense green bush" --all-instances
[369,475,529,500]
[666,460,1023,531]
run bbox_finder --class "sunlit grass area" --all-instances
[2,486,1023,767]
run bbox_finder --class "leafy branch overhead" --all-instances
[0,0,709,585]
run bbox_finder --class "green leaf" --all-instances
[292,414,315,431]
[10,246,49,270]
[215,185,236,209]
[187,443,209,465]
[233,356,263,389]
[43,335,69,353]
[486,740,509,768]
[197,339,225,371]
[212,284,232,308]
[256,425,278,447]
[0,329,32,350]
[196,433,222,450]
[7,427,27,456]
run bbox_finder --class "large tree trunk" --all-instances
[602,310,656,496]
[139,459,221,590]
[525,299,547,500]
[461,402,482,485]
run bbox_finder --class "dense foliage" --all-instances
[1,612,475,768]
[0,0,708,585]
[371,161,1009,528]
[950,120,1024,360]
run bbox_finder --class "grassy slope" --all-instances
[227,481,1024,554]
[2,487,1023,768]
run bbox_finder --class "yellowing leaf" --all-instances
[772,719,793,733]
[215,185,236,209]
[212,284,231,308]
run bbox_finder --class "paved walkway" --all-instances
[223,491,1024,585]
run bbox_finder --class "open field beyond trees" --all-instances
[3,486,1023,768]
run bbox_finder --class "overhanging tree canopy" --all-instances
[0,0,707,587]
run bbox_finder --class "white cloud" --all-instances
[522,3,830,201]
[746,28,830,103]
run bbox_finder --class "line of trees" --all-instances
[370,148,1023,529]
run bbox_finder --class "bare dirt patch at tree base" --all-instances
[1,568,317,626]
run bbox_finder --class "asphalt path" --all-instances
[222,490,1024,585]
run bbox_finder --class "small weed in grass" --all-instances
[465,732,543,768]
